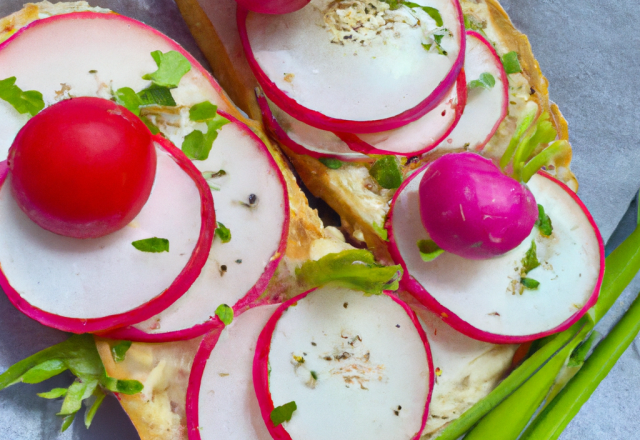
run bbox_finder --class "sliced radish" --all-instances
[434,31,508,153]
[187,304,280,440]
[0,11,234,159]
[0,137,215,333]
[238,0,465,133]
[257,90,370,162]
[337,70,467,156]
[387,166,604,343]
[254,286,434,440]
[106,113,289,341]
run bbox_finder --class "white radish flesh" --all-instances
[388,168,603,342]
[259,286,433,440]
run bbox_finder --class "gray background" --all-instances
[0,0,638,438]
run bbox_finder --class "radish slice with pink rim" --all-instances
[106,112,290,342]
[336,70,467,156]
[0,11,235,160]
[238,0,465,133]
[254,286,434,440]
[186,304,280,440]
[387,164,604,343]
[0,136,215,334]
[433,31,508,153]
[257,89,371,162]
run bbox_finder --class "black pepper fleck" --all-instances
[343,302,348,308]
[396,324,400,328]
[530,87,536,95]
[311,342,317,346]
[221,265,227,272]
[235,259,242,264]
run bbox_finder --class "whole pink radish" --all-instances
[419,152,538,259]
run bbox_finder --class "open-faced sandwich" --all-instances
[0,1,630,440]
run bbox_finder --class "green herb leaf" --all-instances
[37,387,68,399]
[115,379,144,395]
[84,388,106,429]
[296,249,402,296]
[215,222,232,243]
[417,239,445,262]
[535,204,553,236]
[114,87,143,116]
[0,77,45,117]
[142,50,191,88]
[22,359,67,384]
[137,84,177,107]
[270,401,297,426]
[60,413,76,433]
[310,371,318,380]
[464,14,486,33]
[369,156,403,189]
[140,116,161,135]
[372,221,388,241]
[59,378,97,415]
[403,2,443,26]
[189,101,219,122]
[132,237,169,253]
[520,277,540,290]
[501,51,522,74]
[319,157,343,169]
[215,304,234,326]
[182,116,230,161]
[110,341,132,364]
[521,240,540,274]
[468,72,496,90]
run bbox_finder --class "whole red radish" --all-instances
[419,152,538,259]
[235,0,310,14]
[8,97,156,239]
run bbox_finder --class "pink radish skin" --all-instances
[336,70,467,156]
[419,153,538,259]
[253,289,434,440]
[0,135,216,334]
[387,167,605,344]
[102,112,291,342]
[257,90,371,163]
[235,0,310,14]
[237,2,465,134]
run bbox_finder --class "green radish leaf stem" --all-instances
[500,106,537,171]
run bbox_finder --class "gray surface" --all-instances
[0,0,638,438]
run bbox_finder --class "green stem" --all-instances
[521,140,570,183]
[499,106,536,171]
[521,291,640,439]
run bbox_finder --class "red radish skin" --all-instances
[102,112,291,342]
[387,167,605,344]
[237,2,465,134]
[0,135,216,334]
[419,153,538,259]
[257,90,372,163]
[253,289,434,440]
[9,98,156,239]
[235,0,310,14]
[336,70,467,156]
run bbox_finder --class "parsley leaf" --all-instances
[270,401,297,426]
[0,77,45,117]
[132,237,170,253]
[182,105,229,161]
[189,101,219,122]
[215,304,234,326]
[296,249,402,296]
[468,72,496,90]
[319,157,343,169]
[369,155,403,189]
[501,51,522,74]
[110,341,132,363]
[417,239,445,261]
[142,50,191,88]
[215,222,232,243]
[535,204,553,236]
[520,277,540,290]
[521,240,540,274]
[114,87,143,115]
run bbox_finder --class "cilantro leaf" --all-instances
[37,388,68,399]
[142,50,191,88]
[520,277,540,290]
[182,116,230,161]
[535,204,553,236]
[215,222,232,243]
[270,401,297,426]
[369,156,403,189]
[403,2,443,26]
[521,240,540,274]
[319,157,343,169]
[501,51,522,74]
[372,221,388,241]
[132,237,170,253]
[0,77,45,117]
[215,304,234,326]
[137,84,177,107]
[114,87,143,116]
[110,341,132,364]
[296,249,402,296]
[189,101,219,122]
[417,239,445,262]
[468,72,496,90]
